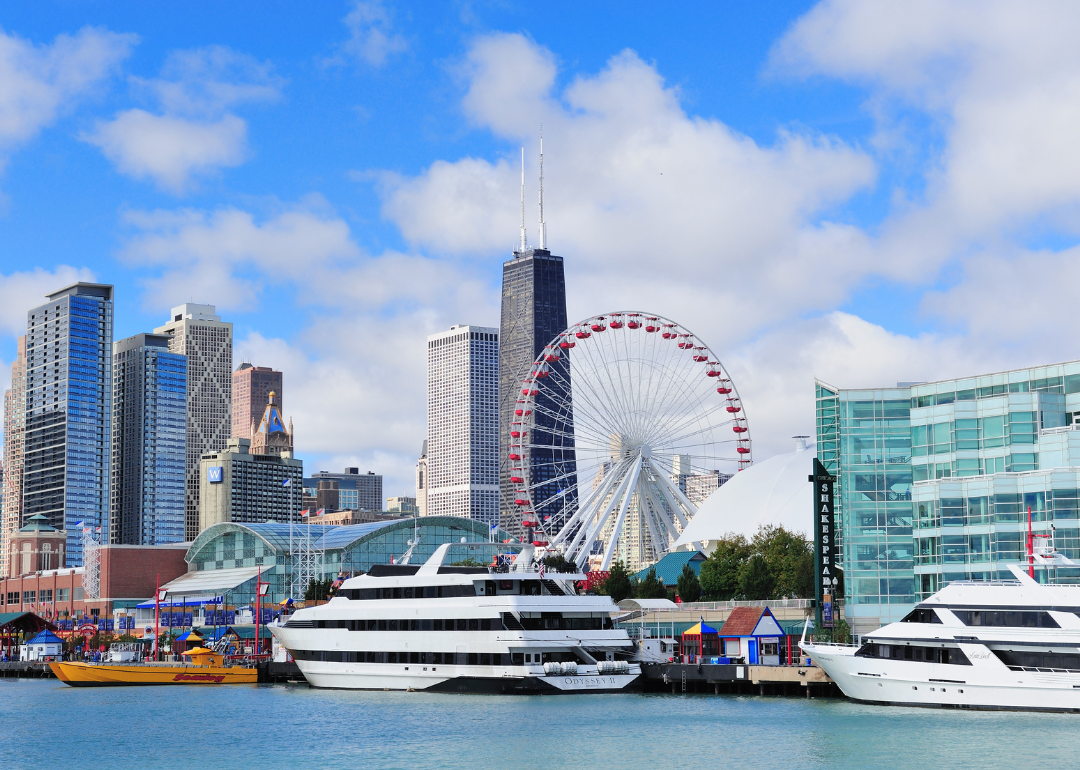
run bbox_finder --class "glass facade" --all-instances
[499,249,577,534]
[23,284,113,566]
[110,334,187,545]
[818,361,1080,632]
[185,517,514,606]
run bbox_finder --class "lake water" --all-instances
[2,678,1075,769]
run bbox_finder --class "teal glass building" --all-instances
[817,361,1080,633]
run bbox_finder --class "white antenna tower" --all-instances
[538,127,547,249]
[519,147,528,253]
[82,526,100,601]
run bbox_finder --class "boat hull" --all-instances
[805,643,1080,712]
[295,659,639,694]
[49,661,257,687]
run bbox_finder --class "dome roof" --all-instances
[674,443,815,545]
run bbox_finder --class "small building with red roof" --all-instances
[719,606,787,665]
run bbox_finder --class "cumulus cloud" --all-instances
[339,0,408,66]
[383,34,876,343]
[0,265,96,336]
[0,25,134,165]
[120,201,360,310]
[86,110,246,194]
[85,46,281,192]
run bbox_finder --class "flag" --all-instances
[283,478,292,487]
[300,509,310,518]
[489,523,498,531]
[316,508,325,516]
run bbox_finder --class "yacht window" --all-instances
[410,652,420,664]
[900,608,942,624]
[480,653,491,665]
[993,650,1080,671]
[378,620,387,631]
[468,653,478,665]
[433,619,443,631]
[468,619,479,631]
[952,610,1059,628]
[388,620,398,631]
[410,619,419,630]
[512,652,524,664]
[392,588,402,599]
[421,619,433,631]
[456,619,467,631]
[403,587,414,599]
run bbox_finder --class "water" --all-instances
[2,679,1075,769]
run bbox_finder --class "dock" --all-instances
[0,661,55,678]
[641,662,840,697]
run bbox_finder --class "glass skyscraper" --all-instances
[110,333,187,545]
[498,247,577,534]
[818,361,1080,633]
[23,283,114,566]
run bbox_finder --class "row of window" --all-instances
[299,614,609,632]
[995,649,1080,671]
[294,650,557,666]
[340,581,551,601]
[902,606,1062,628]
[855,643,972,665]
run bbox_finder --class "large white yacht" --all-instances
[803,563,1080,711]
[270,544,640,693]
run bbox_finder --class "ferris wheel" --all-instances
[507,311,752,572]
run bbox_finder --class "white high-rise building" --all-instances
[155,304,232,540]
[426,325,499,527]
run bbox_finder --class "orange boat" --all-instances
[49,647,258,687]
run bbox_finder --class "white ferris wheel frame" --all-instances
[507,311,752,571]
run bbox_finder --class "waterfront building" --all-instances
[24,283,114,565]
[0,512,187,623]
[499,246,576,534]
[816,361,1080,634]
[232,363,282,440]
[387,496,419,514]
[154,303,232,541]
[181,516,513,606]
[1,336,26,578]
[416,441,428,517]
[718,606,787,665]
[631,550,707,589]
[303,469,383,512]
[198,437,303,531]
[307,509,409,526]
[426,325,499,526]
[110,333,187,545]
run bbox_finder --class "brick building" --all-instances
[232,364,282,440]
[0,513,187,622]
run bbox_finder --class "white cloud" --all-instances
[0,25,134,164]
[85,110,246,193]
[0,265,95,336]
[340,0,408,67]
[382,34,876,342]
[86,45,281,192]
[120,201,361,311]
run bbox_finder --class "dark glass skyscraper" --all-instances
[23,283,114,565]
[499,248,577,533]
[110,333,187,545]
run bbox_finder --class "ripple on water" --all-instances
[1,679,1075,770]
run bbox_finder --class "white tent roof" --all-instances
[617,598,679,611]
[675,444,815,546]
[159,566,262,597]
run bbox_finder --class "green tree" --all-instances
[699,535,751,600]
[599,560,632,602]
[752,525,815,598]
[635,567,667,599]
[676,562,701,602]
[542,553,574,573]
[739,553,775,600]
[304,577,334,601]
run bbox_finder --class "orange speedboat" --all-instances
[50,647,257,687]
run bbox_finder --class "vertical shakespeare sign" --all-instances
[810,458,836,628]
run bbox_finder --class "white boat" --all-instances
[802,562,1080,711]
[269,544,641,693]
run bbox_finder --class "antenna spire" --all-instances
[519,147,527,253]
[538,126,547,250]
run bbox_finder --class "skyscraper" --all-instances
[23,283,114,565]
[415,440,428,517]
[154,303,232,541]
[110,333,187,545]
[232,363,283,440]
[498,182,576,534]
[427,325,500,526]
[1,336,26,577]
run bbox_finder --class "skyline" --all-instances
[2,1,1080,500]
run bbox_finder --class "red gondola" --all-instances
[645,325,657,332]
[510,430,525,438]
[627,321,641,329]
[535,371,549,379]
[515,497,529,506]
[732,424,748,433]
[737,446,751,454]
[545,352,561,362]
[508,453,521,460]
[510,476,524,484]
[716,386,732,395]
[591,323,607,332]
[693,354,707,362]
[609,321,623,329]
[560,340,576,349]
[726,404,742,413]
[575,331,591,339]
[522,520,538,528]
[707,369,721,377]
[532,540,549,547]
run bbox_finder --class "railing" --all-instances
[677,598,812,611]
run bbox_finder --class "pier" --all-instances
[641,662,840,697]
[0,661,55,678]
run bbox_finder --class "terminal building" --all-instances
[817,360,1080,633]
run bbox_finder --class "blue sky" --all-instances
[2,1,1079,498]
